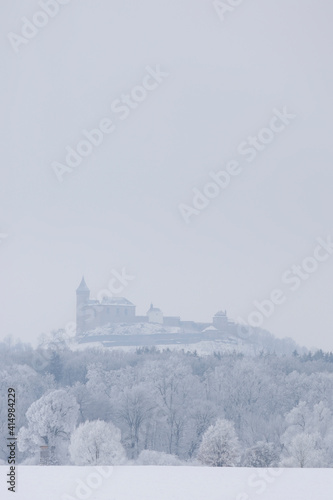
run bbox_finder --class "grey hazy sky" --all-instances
[1,0,333,350]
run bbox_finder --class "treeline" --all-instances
[0,338,332,466]
[293,349,333,363]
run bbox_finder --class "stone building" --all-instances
[76,277,136,334]
[76,277,230,336]
[147,304,163,324]
[212,310,228,330]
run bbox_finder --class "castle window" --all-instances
[125,309,128,316]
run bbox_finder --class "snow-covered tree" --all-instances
[136,450,183,466]
[115,386,155,459]
[283,402,310,437]
[243,441,278,467]
[2,340,332,467]
[0,365,54,462]
[280,433,326,468]
[18,389,79,463]
[148,357,198,456]
[186,400,217,458]
[69,420,126,465]
[281,401,333,467]
[197,419,241,467]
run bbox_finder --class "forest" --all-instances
[0,336,333,467]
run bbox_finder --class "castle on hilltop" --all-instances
[76,277,234,336]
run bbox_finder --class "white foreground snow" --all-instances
[1,466,332,500]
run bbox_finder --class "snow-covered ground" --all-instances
[1,466,332,500]
[82,323,182,336]
[71,338,255,356]
[71,323,255,355]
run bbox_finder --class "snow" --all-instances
[100,297,135,306]
[1,466,332,500]
[70,338,255,356]
[82,322,182,336]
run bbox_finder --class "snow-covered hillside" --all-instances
[81,322,182,336]
[71,321,303,356]
[72,339,255,356]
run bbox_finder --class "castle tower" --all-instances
[147,303,163,324]
[213,310,228,331]
[76,277,90,335]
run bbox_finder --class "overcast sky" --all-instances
[1,0,333,350]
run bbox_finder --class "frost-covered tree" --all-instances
[280,433,326,468]
[186,400,217,458]
[136,450,183,466]
[197,419,240,467]
[148,357,198,456]
[281,401,333,467]
[283,402,310,437]
[69,420,126,465]
[18,389,79,464]
[3,341,333,466]
[115,386,155,459]
[243,441,278,467]
[0,364,55,462]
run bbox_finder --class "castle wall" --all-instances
[213,315,228,330]
[76,279,232,336]
[77,302,136,333]
[163,316,181,327]
[133,316,149,323]
[148,310,163,324]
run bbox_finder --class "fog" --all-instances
[1,0,333,350]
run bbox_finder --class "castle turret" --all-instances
[147,303,163,324]
[213,310,228,331]
[76,277,90,335]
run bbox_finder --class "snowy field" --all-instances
[1,466,332,500]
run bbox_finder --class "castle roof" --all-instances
[147,303,162,314]
[214,310,227,317]
[100,297,135,306]
[76,276,90,293]
[202,325,218,332]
